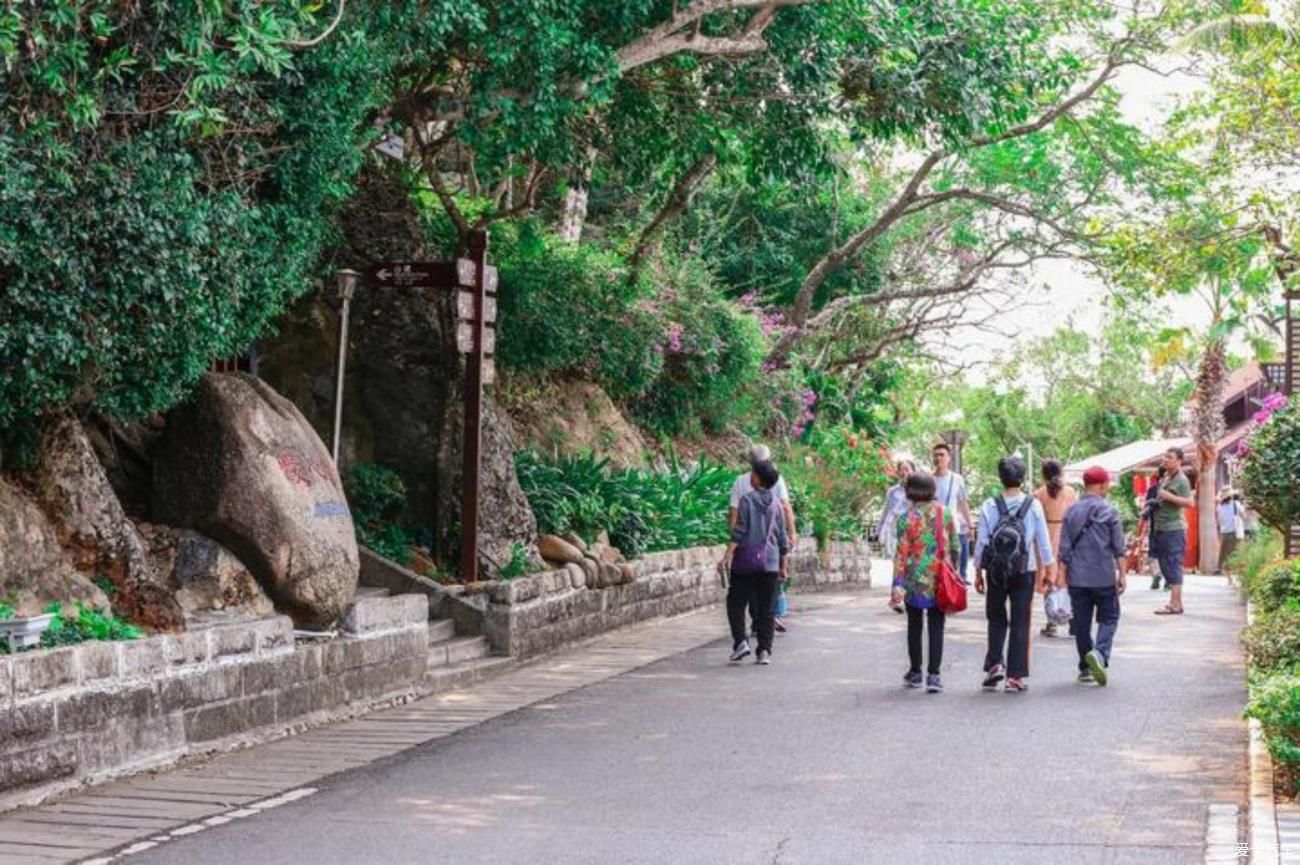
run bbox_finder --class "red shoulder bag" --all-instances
[933,506,968,614]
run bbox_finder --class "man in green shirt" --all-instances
[1152,447,1195,615]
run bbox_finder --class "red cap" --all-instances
[1082,466,1110,485]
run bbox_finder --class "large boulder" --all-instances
[139,524,275,620]
[0,478,111,616]
[506,378,648,470]
[153,373,359,628]
[35,415,184,630]
[438,396,539,576]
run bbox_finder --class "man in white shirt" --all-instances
[932,443,974,585]
[728,444,796,539]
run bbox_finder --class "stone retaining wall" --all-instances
[451,539,873,659]
[0,595,431,811]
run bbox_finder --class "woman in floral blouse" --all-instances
[890,471,961,694]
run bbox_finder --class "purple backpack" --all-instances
[732,498,781,576]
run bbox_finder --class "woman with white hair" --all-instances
[878,459,917,558]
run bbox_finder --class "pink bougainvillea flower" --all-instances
[1253,409,1272,424]
[1263,393,1289,411]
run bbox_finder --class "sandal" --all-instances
[1153,606,1184,615]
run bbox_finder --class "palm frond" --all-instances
[1176,14,1287,52]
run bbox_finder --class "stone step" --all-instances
[354,586,391,600]
[428,635,490,669]
[422,655,514,694]
[427,619,456,644]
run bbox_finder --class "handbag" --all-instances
[732,498,781,576]
[933,506,968,615]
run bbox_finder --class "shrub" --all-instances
[1244,607,1300,671]
[779,425,891,545]
[0,8,400,438]
[40,603,142,649]
[1244,558,1300,616]
[629,258,767,437]
[1228,528,1283,587]
[493,222,663,400]
[1241,402,1300,533]
[343,463,415,566]
[498,543,533,580]
[1246,670,1300,792]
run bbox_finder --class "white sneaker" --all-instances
[756,650,771,665]
[729,640,751,663]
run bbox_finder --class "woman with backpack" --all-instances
[890,471,961,694]
[974,456,1057,693]
[719,460,790,666]
[1034,459,1077,638]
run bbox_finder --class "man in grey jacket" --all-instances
[720,461,790,666]
[1057,466,1128,686]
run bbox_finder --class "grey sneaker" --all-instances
[729,640,751,663]
[903,670,923,689]
[926,674,943,694]
[756,649,771,665]
[1085,650,1108,686]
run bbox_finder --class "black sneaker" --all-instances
[1150,576,1161,590]
[982,664,1005,690]
[926,674,943,694]
[729,640,751,663]
[1077,669,1095,684]
[756,649,771,666]
[903,670,923,689]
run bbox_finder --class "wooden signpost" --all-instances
[361,232,500,581]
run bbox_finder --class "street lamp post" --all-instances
[332,269,360,466]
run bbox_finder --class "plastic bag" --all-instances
[774,589,789,617]
[1044,587,1073,625]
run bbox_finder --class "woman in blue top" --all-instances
[891,471,960,694]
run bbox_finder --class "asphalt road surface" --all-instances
[128,577,1247,865]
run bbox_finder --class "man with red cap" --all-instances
[1056,466,1128,686]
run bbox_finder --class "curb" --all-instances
[1246,599,1281,865]
[1251,717,1281,864]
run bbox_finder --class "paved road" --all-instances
[129,578,1246,865]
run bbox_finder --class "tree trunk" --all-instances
[1192,340,1227,574]
[557,147,597,243]
[628,153,718,277]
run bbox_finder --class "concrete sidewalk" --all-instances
[98,576,1247,865]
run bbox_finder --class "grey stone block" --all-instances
[240,655,296,696]
[77,641,120,683]
[12,646,78,697]
[57,685,160,735]
[0,700,55,743]
[183,694,276,743]
[276,678,346,722]
[340,595,429,634]
[0,741,77,790]
[322,638,366,674]
[209,623,256,658]
[160,666,244,712]
[120,639,167,679]
[254,616,295,654]
[565,563,585,589]
[74,713,185,776]
[162,631,211,668]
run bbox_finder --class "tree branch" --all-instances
[628,152,719,277]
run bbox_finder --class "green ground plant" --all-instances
[515,451,733,558]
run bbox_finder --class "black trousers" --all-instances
[728,571,779,653]
[906,605,945,675]
[984,570,1035,678]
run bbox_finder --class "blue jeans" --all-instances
[958,535,970,581]
[1069,586,1120,669]
[1152,529,1186,586]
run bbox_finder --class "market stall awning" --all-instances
[1063,437,1192,485]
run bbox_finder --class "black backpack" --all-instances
[980,495,1032,586]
